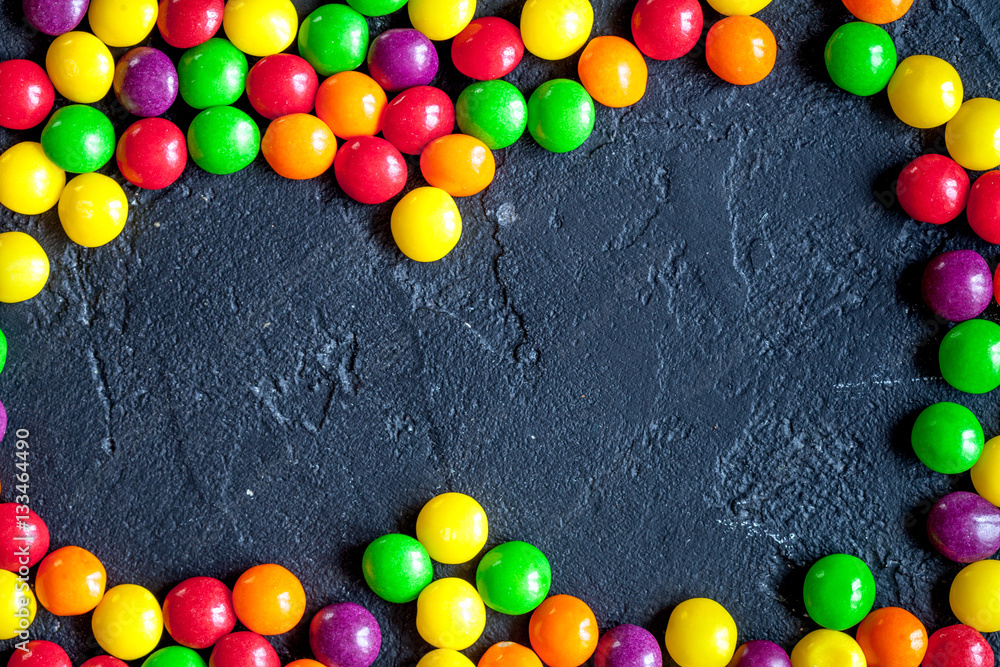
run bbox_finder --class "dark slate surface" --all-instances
[1,0,1000,663]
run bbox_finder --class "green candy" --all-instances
[911,402,984,473]
[456,80,528,150]
[824,22,897,96]
[142,647,207,667]
[178,38,249,109]
[476,540,551,615]
[527,79,595,154]
[939,319,1000,394]
[187,107,260,175]
[346,0,406,17]
[803,554,875,631]
[362,534,433,603]
[0,329,6,376]
[299,4,369,76]
[40,105,115,173]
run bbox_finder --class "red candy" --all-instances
[163,576,237,649]
[0,60,54,131]
[334,136,408,205]
[451,18,525,80]
[923,625,993,667]
[968,171,1000,244]
[631,0,703,61]
[246,54,319,121]
[7,641,71,667]
[117,118,187,190]
[209,632,281,667]
[157,0,225,49]
[80,659,128,667]
[382,86,455,155]
[0,504,49,572]
[896,154,970,225]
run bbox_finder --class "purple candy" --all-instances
[310,602,381,667]
[23,0,89,36]
[729,640,791,667]
[594,624,662,667]
[113,47,179,118]
[0,401,6,443]
[921,249,992,323]
[927,491,1000,563]
[366,29,438,92]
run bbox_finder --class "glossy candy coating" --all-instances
[578,36,647,108]
[209,632,279,667]
[922,625,993,667]
[416,492,488,563]
[0,233,49,304]
[951,560,1000,632]
[911,402,983,473]
[382,86,454,155]
[262,114,336,180]
[664,598,737,667]
[0,503,49,570]
[631,0,702,61]
[927,492,1000,563]
[0,60,54,130]
[309,602,382,667]
[347,0,406,17]
[178,39,248,109]
[842,0,912,23]
[0,569,35,639]
[790,630,865,667]
[142,647,208,667]
[41,105,115,174]
[232,564,306,636]
[420,649,476,667]
[973,436,1000,506]
[520,0,593,60]
[969,171,1000,244]
[23,0,89,35]
[287,662,326,667]
[480,642,543,667]
[802,554,875,630]
[8,640,71,667]
[163,577,236,649]
[855,607,927,667]
[527,79,595,153]
[921,250,991,323]
[0,400,6,441]
[946,98,1000,171]
[81,659,129,667]
[475,541,551,614]
[705,16,776,85]
[0,142,65,215]
[888,56,963,129]
[707,0,770,14]
[334,136,407,204]
[58,173,127,247]
[114,47,178,117]
[417,578,486,649]
[187,107,260,175]
[316,71,387,138]
[361,533,434,603]
[823,22,896,96]
[594,624,662,667]
[728,641,791,667]
[92,584,163,661]
[391,187,462,261]
[247,54,318,119]
[896,154,969,225]
[367,29,438,92]
[939,319,1000,394]
[529,595,599,667]
[223,0,298,57]
[455,80,527,149]
[409,0,475,41]
[117,118,187,190]
[421,134,495,197]
[0,330,6,376]
[46,32,113,103]
[452,18,524,80]
[88,0,158,47]
[298,4,368,76]
[157,0,224,48]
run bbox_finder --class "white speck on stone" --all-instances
[497,202,517,227]
[246,489,254,496]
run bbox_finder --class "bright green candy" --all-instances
[299,4,369,76]
[911,402,983,473]
[40,105,115,173]
[803,554,875,631]
[0,329,6,376]
[940,319,1000,394]
[456,80,528,150]
[142,647,207,667]
[346,0,406,17]
[187,107,260,175]
[824,22,896,96]
[178,38,249,109]
[476,540,551,615]
[527,79,595,153]
[362,534,433,603]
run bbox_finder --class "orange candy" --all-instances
[287,662,326,667]
[577,36,648,108]
[232,564,307,636]
[705,16,776,86]
[315,71,387,140]
[856,607,928,667]
[262,114,337,180]
[35,546,106,616]
[528,595,598,667]
[480,642,544,667]
[420,134,495,197]
[841,0,912,23]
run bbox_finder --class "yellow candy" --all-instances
[224,0,299,57]
[887,55,963,129]
[791,630,865,667]
[972,436,1000,505]
[520,0,593,60]
[417,649,477,667]
[59,174,129,248]
[409,0,476,41]
[416,578,486,650]
[945,98,1000,171]
[706,0,772,14]
[92,584,164,661]
[664,598,737,667]
[0,142,66,216]
[950,560,1000,632]
[416,492,487,563]
[0,233,50,304]
[88,0,158,47]
[0,570,36,640]
[46,32,114,104]
[391,187,463,263]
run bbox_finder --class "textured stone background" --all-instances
[1,0,999,662]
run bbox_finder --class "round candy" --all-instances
[973,436,1000,506]
[923,625,992,667]
[888,56,963,129]
[142,647,207,667]
[309,603,382,667]
[232,564,305,636]
[578,36,647,108]
[114,47,178,117]
[946,98,1000,171]
[896,154,969,225]
[969,171,1000,244]
[361,533,434,603]
[157,0,224,48]
[391,187,462,261]
[527,79,595,153]
[823,22,896,96]
[92,584,163,661]
[382,86,454,155]
[367,29,438,92]
[0,330,6,376]
[117,118,187,190]
[223,0,298,57]
[594,625,662,667]
[334,136,407,204]
[0,142,65,215]
[911,402,983,473]
[41,105,115,174]
[298,4,368,76]
[480,643,543,667]
[520,0,593,60]
[246,54,317,120]
[451,18,524,80]
[921,250,990,323]
[475,541,551,615]
[0,233,49,304]
[631,0,702,61]
[705,15,776,85]
[420,134,495,197]
[88,0,158,47]
[529,595,599,667]
[416,492,488,563]
[209,632,279,667]
[0,570,35,639]
[728,641,791,667]
[0,60,54,130]
[842,0,912,23]
[0,504,49,570]
[23,0,89,35]
[81,659,129,667]
[163,577,236,649]
[927,492,1000,563]
[0,401,6,441]
[409,0,475,41]
[664,598,737,667]
[420,649,476,667]
[456,80,527,149]
[855,607,927,667]
[187,106,260,175]
[59,175,127,247]
[178,38,248,109]
[8,641,71,667]
[790,630,865,667]
[417,578,485,650]
[287,662,326,667]
[262,113,337,180]
[316,71,387,139]
[802,554,875,631]
[951,560,1000,632]
[46,32,113,103]
[939,319,1000,394]
[706,0,770,14]
[347,0,405,17]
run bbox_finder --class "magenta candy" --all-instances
[927,491,1000,563]
[309,602,381,667]
[921,250,992,323]
[729,641,792,667]
[23,0,89,35]
[366,29,438,92]
[113,47,178,118]
[594,624,662,667]
[0,401,6,443]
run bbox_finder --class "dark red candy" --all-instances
[923,625,993,667]
[896,154,970,225]
[0,503,49,571]
[0,60,54,131]
[968,171,1000,244]
[80,659,128,667]
[246,54,319,120]
[631,0,703,61]
[209,632,280,667]
[163,577,237,649]
[157,0,224,49]
[382,86,454,155]
[451,18,524,81]
[8,640,71,667]
[116,118,187,190]
[334,136,407,205]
